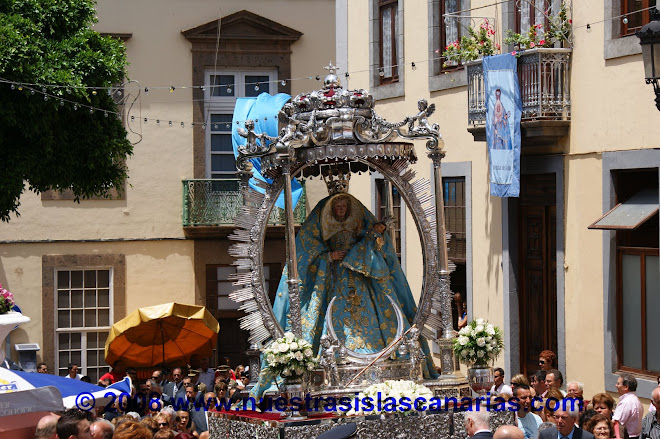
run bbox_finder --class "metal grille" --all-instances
[182,179,306,226]
[467,48,572,126]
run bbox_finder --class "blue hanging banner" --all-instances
[232,93,303,209]
[483,54,522,198]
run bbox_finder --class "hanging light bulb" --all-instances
[199,86,205,91]
[411,62,417,70]
[131,115,135,121]
[315,75,320,80]
[156,119,160,125]
[213,124,218,130]
[168,121,173,127]
[254,83,260,91]
[67,88,72,94]
[379,68,385,77]
[202,123,207,129]
[42,88,46,93]
[117,90,122,96]
[170,86,175,93]
[622,16,628,24]
[43,95,48,101]
[30,90,35,95]
[144,117,148,124]
[145,87,149,94]
[226,86,232,94]
[60,100,64,107]
[586,24,592,32]
[18,85,23,91]
[89,108,93,114]
[181,122,185,127]
[104,112,108,117]
[281,80,286,86]
[92,89,97,95]
[10,84,15,90]
[345,72,350,78]
[73,104,78,110]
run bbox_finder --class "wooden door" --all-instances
[519,174,557,376]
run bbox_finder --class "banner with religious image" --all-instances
[483,54,522,197]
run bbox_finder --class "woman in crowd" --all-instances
[113,420,153,439]
[591,393,615,419]
[540,389,565,423]
[585,413,615,439]
[538,350,557,371]
[177,409,198,437]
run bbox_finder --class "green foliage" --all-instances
[504,1,572,51]
[442,19,501,66]
[0,0,132,221]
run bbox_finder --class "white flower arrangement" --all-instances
[346,380,434,416]
[453,318,504,366]
[263,332,318,378]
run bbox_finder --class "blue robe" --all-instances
[252,194,438,397]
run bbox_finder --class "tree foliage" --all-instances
[0,0,132,221]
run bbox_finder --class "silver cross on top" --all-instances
[324,61,338,76]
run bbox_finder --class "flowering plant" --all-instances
[441,19,501,66]
[263,332,318,378]
[345,380,433,415]
[453,318,504,366]
[0,284,14,315]
[504,2,571,51]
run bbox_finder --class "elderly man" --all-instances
[89,419,114,439]
[163,367,186,405]
[641,387,660,439]
[465,407,493,439]
[539,406,595,439]
[56,409,93,439]
[35,413,60,439]
[495,425,525,439]
[545,369,567,397]
[614,373,644,439]
[514,384,542,439]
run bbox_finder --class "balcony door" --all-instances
[204,70,276,179]
[518,173,558,375]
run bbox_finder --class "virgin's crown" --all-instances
[323,171,351,195]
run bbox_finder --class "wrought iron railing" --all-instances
[467,48,572,126]
[182,179,306,227]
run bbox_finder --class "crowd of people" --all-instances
[477,350,660,439]
[32,356,252,439]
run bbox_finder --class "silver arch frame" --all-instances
[228,152,443,349]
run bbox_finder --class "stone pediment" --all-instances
[182,10,302,43]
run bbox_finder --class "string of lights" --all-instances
[2,3,655,130]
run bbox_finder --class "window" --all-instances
[375,179,403,259]
[612,169,659,375]
[444,177,467,325]
[204,70,275,179]
[55,269,112,382]
[441,0,462,69]
[515,0,551,35]
[621,0,657,36]
[207,264,281,313]
[379,0,399,84]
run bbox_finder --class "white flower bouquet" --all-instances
[453,318,504,365]
[263,332,318,378]
[346,380,434,415]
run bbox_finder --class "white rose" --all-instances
[490,339,497,347]
[304,348,313,357]
[475,325,484,333]
[476,318,485,325]
[477,350,485,358]
[477,338,486,347]
[267,354,275,364]
[278,343,289,353]
[284,332,295,342]
[458,336,469,346]
[307,363,315,370]
[295,351,304,361]
[461,350,468,357]
[486,325,495,335]
[289,342,299,351]
[486,336,492,342]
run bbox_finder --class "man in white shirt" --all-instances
[64,363,82,380]
[514,384,543,439]
[491,368,513,396]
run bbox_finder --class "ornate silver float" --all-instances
[229,62,468,396]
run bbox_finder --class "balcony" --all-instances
[182,179,306,238]
[467,48,571,148]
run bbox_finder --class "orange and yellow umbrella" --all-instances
[105,303,219,367]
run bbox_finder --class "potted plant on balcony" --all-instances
[441,19,501,67]
[504,1,572,52]
[0,283,30,364]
